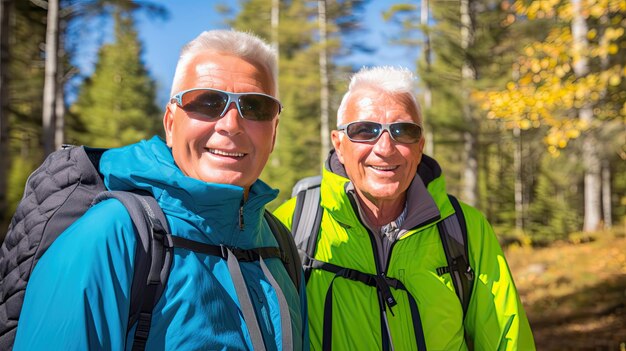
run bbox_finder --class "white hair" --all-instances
[337,66,422,126]
[170,29,278,96]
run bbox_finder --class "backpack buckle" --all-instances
[338,268,361,282]
[153,232,173,249]
[223,246,259,262]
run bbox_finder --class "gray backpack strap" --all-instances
[291,176,323,282]
[226,249,267,351]
[92,191,172,351]
[436,195,474,313]
[436,195,474,348]
[262,211,300,350]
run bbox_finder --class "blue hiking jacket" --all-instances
[13,136,308,350]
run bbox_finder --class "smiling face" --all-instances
[331,88,425,208]
[164,52,279,194]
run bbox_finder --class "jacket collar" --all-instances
[100,136,278,248]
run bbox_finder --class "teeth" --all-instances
[371,165,397,171]
[209,149,245,157]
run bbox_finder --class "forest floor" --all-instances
[506,227,626,350]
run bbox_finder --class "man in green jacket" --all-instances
[274,66,535,350]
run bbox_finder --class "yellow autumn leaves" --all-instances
[475,0,625,155]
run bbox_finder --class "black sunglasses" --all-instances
[170,88,282,122]
[337,121,423,144]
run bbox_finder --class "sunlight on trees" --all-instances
[476,0,625,155]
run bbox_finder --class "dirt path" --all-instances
[506,234,626,350]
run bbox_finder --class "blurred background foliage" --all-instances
[0,0,624,247]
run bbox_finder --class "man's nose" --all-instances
[214,102,244,134]
[373,130,396,155]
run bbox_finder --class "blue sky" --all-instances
[73,0,419,104]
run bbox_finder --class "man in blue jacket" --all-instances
[14,29,308,351]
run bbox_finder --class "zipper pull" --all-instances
[239,205,245,230]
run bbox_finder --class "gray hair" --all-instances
[170,29,278,96]
[337,66,421,126]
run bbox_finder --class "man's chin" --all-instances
[198,171,246,187]
[361,184,406,203]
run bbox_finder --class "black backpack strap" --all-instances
[264,210,302,291]
[92,191,172,351]
[291,177,323,282]
[309,259,427,351]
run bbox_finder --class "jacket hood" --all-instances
[321,149,455,231]
[99,136,279,248]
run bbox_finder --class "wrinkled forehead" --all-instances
[183,51,276,94]
[345,88,421,124]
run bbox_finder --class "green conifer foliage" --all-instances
[528,154,581,242]
[70,11,160,147]
[226,0,368,208]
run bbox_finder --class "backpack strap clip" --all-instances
[374,274,398,309]
[337,266,365,282]
[227,246,258,262]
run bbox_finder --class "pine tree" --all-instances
[227,0,369,207]
[69,10,160,148]
[527,153,581,242]
[384,1,538,218]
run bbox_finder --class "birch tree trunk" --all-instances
[318,0,330,165]
[571,0,601,232]
[42,0,59,156]
[460,0,478,206]
[514,127,523,231]
[602,160,612,229]
[599,12,612,230]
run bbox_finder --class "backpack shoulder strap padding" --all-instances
[291,177,323,282]
[92,191,172,351]
[436,195,474,318]
[264,210,302,292]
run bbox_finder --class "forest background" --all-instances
[0,0,624,349]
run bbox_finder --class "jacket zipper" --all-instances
[381,214,441,351]
[383,214,441,274]
[239,199,245,230]
[347,193,395,351]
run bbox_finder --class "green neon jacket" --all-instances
[274,151,535,350]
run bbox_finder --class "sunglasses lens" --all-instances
[180,90,227,119]
[239,94,280,121]
[344,121,422,143]
[391,122,422,143]
[346,122,381,141]
[176,89,280,122]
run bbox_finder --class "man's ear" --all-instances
[163,104,175,147]
[330,130,345,164]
